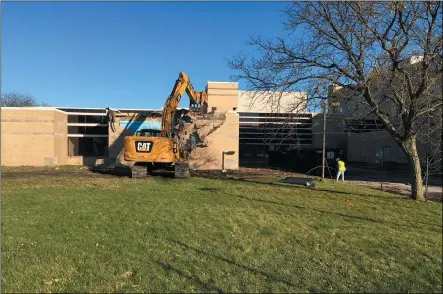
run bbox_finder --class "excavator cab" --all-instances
[135,129,161,137]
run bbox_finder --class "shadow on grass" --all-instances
[154,260,224,293]
[232,193,379,223]
[88,166,177,179]
[236,178,406,201]
[166,239,296,288]
[198,188,219,191]
[228,193,442,231]
[89,166,132,177]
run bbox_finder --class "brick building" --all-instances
[2,69,439,172]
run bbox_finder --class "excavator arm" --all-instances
[160,72,208,137]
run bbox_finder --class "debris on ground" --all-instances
[279,177,316,187]
[190,167,310,181]
[89,164,131,177]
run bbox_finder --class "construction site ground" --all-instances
[2,165,441,202]
[2,165,441,293]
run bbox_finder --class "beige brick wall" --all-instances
[1,108,67,166]
[54,110,68,165]
[207,82,238,113]
[237,90,307,113]
[0,79,242,169]
[189,111,239,170]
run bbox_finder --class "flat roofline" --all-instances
[207,81,238,84]
[1,106,56,110]
[1,106,162,111]
[1,106,67,114]
[238,90,307,95]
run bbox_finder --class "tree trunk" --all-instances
[402,136,425,201]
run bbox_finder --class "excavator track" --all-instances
[174,162,190,178]
[131,165,148,178]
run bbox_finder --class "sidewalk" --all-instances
[344,166,442,202]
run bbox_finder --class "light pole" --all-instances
[425,154,430,199]
[321,101,327,180]
[222,151,235,172]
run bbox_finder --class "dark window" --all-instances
[68,115,107,124]
[68,126,108,135]
[68,137,108,156]
[59,108,106,113]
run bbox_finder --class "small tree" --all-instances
[229,1,442,201]
[1,92,50,107]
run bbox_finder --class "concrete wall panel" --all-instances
[1,108,61,166]
[1,134,55,166]
[1,109,56,121]
[1,122,55,133]
[207,82,239,113]
[207,82,238,89]
[237,90,308,114]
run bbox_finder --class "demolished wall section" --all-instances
[186,81,240,170]
[188,111,239,170]
[104,81,241,170]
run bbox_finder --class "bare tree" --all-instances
[1,92,50,107]
[229,1,442,201]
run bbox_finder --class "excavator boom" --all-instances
[160,72,208,137]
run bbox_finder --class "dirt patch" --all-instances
[1,168,116,180]
[3,166,440,202]
[190,168,310,181]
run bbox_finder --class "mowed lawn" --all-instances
[1,167,442,293]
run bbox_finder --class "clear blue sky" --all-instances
[1,1,289,109]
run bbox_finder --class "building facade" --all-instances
[2,70,438,171]
[1,81,311,169]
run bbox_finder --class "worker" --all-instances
[336,158,346,182]
[105,107,116,132]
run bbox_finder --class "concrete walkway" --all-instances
[343,166,442,202]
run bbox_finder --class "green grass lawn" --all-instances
[1,167,442,293]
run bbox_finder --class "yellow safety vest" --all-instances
[338,160,346,171]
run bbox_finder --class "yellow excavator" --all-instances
[123,72,208,178]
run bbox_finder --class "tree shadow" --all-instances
[153,260,224,293]
[231,193,379,223]
[106,114,144,166]
[165,239,296,288]
[88,114,140,176]
[226,193,442,231]
[189,152,219,170]
[230,177,412,202]
[199,188,219,191]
